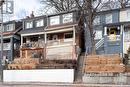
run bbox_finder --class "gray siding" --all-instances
[100,14,105,25]
[112,11,119,23]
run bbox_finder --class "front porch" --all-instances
[95,25,123,55]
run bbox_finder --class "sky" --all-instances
[4,0,41,21]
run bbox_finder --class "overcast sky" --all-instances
[3,0,41,21]
[14,0,40,18]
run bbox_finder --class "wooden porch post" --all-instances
[121,25,124,58]
[10,37,14,62]
[73,26,76,59]
[104,27,107,36]
[20,36,23,58]
[21,36,23,46]
[44,33,47,59]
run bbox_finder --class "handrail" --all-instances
[95,38,104,49]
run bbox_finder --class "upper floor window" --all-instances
[25,21,33,29]
[94,30,102,40]
[93,16,100,25]
[50,16,60,25]
[124,29,130,41]
[105,14,112,24]
[4,24,14,32]
[127,10,130,20]
[63,13,73,23]
[35,19,44,27]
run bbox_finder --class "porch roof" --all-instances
[45,22,78,31]
[103,21,130,28]
[19,28,45,35]
[0,26,22,36]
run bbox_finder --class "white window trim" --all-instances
[63,13,73,23]
[105,14,112,24]
[64,32,73,42]
[25,21,33,29]
[50,16,60,25]
[93,16,100,25]
[94,30,102,40]
[35,19,44,27]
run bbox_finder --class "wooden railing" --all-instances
[47,39,73,46]
[22,41,45,49]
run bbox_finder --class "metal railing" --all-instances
[95,38,104,50]
[107,35,121,41]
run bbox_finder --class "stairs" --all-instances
[95,38,104,50]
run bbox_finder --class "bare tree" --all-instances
[74,0,104,54]
[118,0,130,8]
[40,0,107,54]
[40,0,77,13]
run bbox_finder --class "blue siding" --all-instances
[100,14,105,25]
[112,11,119,23]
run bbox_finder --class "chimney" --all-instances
[26,16,30,19]
[30,11,34,18]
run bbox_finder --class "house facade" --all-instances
[0,21,22,63]
[8,10,82,70]
[85,9,123,56]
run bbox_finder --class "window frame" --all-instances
[94,30,102,40]
[4,24,14,32]
[63,13,73,23]
[50,16,60,25]
[35,19,44,27]
[25,21,33,29]
[105,14,112,24]
[93,16,100,25]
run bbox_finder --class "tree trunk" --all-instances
[89,25,96,55]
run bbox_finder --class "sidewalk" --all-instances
[0,82,130,87]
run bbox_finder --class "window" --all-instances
[124,29,130,41]
[30,37,38,42]
[25,21,33,29]
[4,24,14,32]
[50,16,60,25]
[63,13,73,23]
[64,32,73,39]
[94,30,102,40]
[35,19,44,27]
[64,32,73,42]
[52,35,58,40]
[105,14,112,24]
[127,10,130,21]
[93,16,100,25]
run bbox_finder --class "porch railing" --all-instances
[95,38,104,50]
[47,39,73,46]
[107,35,121,41]
[22,41,45,49]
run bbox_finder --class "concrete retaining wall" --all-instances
[83,73,130,85]
[3,69,74,83]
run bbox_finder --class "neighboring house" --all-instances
[89,7,130,57]
[120,7,130,56]
[95,9,122,55]
[0,20,22,62]
[19,14,46,59]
